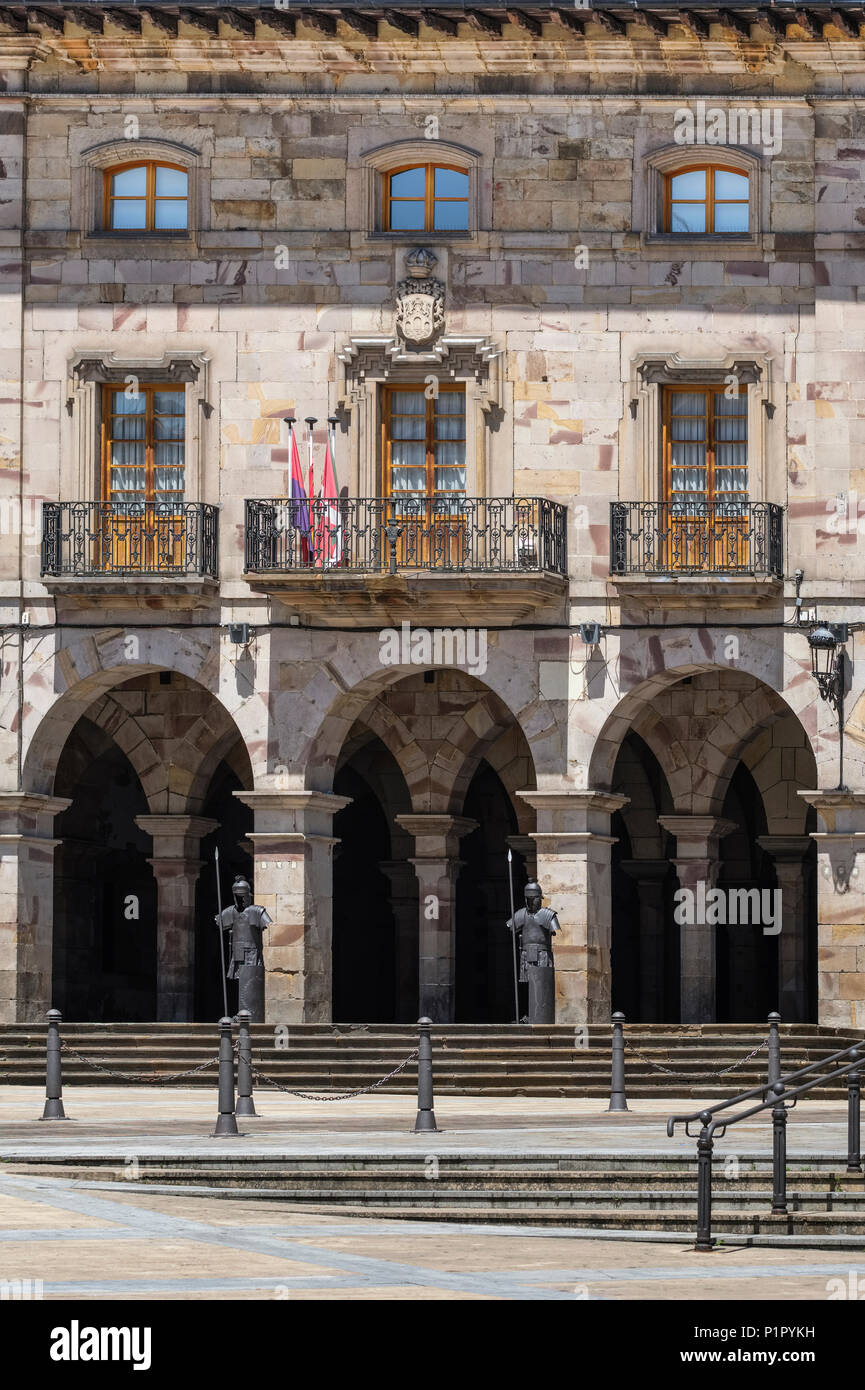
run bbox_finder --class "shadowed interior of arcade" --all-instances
[607,671,818,1025]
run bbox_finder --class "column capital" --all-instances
[395,814,477,858]
[134,815,218,859]
[517,788,629,839]
[0,793,72,842]
[658,815,738,854]
[234,790,351,835]
[756,834,813,864]
[799,790,865,834]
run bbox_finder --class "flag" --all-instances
[289,424,310,563]
[315,428,342,568]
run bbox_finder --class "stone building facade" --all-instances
[1,2,864,1029]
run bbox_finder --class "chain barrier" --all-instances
[247,1049,419,1101]
[60,1042,220,1085]
[624,1035,768,1081]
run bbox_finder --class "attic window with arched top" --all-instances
[103,161,188,232]
[664,164,750,235]
[382,163,470,233]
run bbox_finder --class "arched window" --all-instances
[103,161,188,232]
[664,165,749,234]
[382,163,470,232]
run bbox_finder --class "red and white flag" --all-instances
[315,425,342,568]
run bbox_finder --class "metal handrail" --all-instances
[667,1037,865,1137]
[667,1039,863,1251]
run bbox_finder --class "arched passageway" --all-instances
[49,671,253,1022]
[605,669,819,1024]
[53,718,157,1021]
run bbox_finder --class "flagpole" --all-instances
[305,415,317,561]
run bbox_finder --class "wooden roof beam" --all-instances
[298,10,339,35]
[142,9,180,37]
[67,5,104,33]
[464,10,504,35]
[421,10,460,35]
[631,8,669,37]
[718,10,753,39]
[827,7,860,36]
[178,8,220,34]
[506,9,543,36]
[677,9,712,39]
[341,9,379,37]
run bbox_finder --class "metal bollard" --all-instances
[847,1049,862,1174]
[694,1112,714,1252]
[40,1009,66,1121]
[608,1011,628,1112]
[211,1016,239,1137]
[771,1082,788,1215]
[414,1017,438,1133]
[766,1011,781,1100]
[235,1010,256,1118]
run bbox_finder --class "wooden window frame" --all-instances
[663,163,750,235]
[381,383,467,499]
[100,383,186,505]
[103,160,188,233]
[661,383,749,507]
[382,163,470,234]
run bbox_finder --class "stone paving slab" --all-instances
[0,1087,855,1159]
[0,1175,863,1301]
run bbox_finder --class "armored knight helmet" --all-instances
[524,880,543,910]
[232,876,252,909]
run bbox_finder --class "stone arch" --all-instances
[299,650,558,804]
[22,630,267,797]
[589,662,816,798]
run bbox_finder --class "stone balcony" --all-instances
[40,501,219,606]
[609,501,785,611]
[244,495,568,626]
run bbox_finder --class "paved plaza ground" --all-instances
[0,1088,861,1301]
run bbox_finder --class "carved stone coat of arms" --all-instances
[395,247,445,348]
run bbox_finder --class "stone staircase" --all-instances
[6,1152,865,1241]
[0,1021,861,1099]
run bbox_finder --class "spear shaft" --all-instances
[215,845,229,1018]
[507,847,520,1024]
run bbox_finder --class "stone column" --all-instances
[394,814,478,1023]
[379,858,419,1023]
[517,790,629,1024]
[134,815,217,1022]
[756,834,812,1023]
[0,793,71,1022]
[799,791,865,1029]
[619,858,669,1022]
[658,815,737,1025]
[234,790,351,1024]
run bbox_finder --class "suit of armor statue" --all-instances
[217,876,271,1021]
[507,880,559,1024]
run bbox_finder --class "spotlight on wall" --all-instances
[227,623,253,647]
[579,622,602,646]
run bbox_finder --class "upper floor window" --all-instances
[104,161,188,232]
[662,386,748,513]
[101,385,185,505]
[383,164,470,233]
[665,165,749,235]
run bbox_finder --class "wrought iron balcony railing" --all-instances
[41,502,219,579]
[610,501,784,578]
[244,496,568,576]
